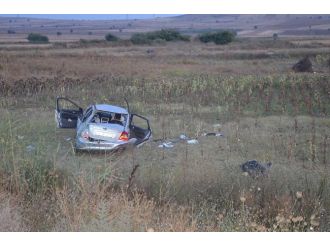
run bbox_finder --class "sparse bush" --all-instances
[27,33,49,43]
[7,30,15,34]
[199,31,235,45]
[105,33,119,42]
[273,33,278,41]
[56,32,62,36]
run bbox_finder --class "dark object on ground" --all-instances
[292,56,313,73]
[240,160,272,177]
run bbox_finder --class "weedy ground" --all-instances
[0,38,330,231]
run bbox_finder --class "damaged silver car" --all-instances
[55,97,152,151]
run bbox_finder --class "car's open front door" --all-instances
[55,97,83,128]
[129,114,152,146]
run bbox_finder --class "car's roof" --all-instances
[94,104,128,114]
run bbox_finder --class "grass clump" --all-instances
[27,33,49,43]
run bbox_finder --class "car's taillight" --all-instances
[119,131,129,141]
[81,130,89,140]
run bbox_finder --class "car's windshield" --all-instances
[90,111,128,126]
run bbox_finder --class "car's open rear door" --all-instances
[55,97,83,128]
[129,114,152,146]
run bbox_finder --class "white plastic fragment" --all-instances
[158,142,174,148]
[187,139,198,144]
[26,144,36,152]
[179,134,188,140]
[17,135,24,140]
[65,137,72,141]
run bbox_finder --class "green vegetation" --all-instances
[199,30,235,45]
[27,33,49,43]
[131,29,190,44]
[105,33,119,42]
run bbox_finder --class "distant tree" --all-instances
[88,31,93,35]
[70,29,73,33]
[119,28,123,33]
[7,30,16,34]
[56,32,62,36]
[105,33,119,42]
[254,25,258,29]
[272,33,278,41]
[27,33,49,43]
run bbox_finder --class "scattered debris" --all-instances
[202,132,224,137]
[240,160,272,177]
[158,142,174,148]
[17,135,24,140]
[65,137,72,141]
[187,139,198,144]
[292,56,313,73]
[156,131,225,149]
[26,144,36,153]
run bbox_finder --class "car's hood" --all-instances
[88,123,125,142]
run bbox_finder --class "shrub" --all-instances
[273,33,278,41]
[27,33,49,43]
[130,29,190,44]
[130,33,152,45]
[56,32,62,36]
[198,31,235,45]
[213,31,235,45]
[105,33,119,42]
[7,30,15,34]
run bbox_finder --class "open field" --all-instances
[0,28,330,231]
[1,14,330,43]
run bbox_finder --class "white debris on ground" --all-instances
[26,145,36,152]
[65,137,72,141]
[157,129,224,149]
[187,139,198,144]
[179,134,189,140]
[202,132,224,137]
[17,135,24,140]
[158,142,174,148]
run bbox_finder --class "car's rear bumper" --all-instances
[75,137,136,151]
